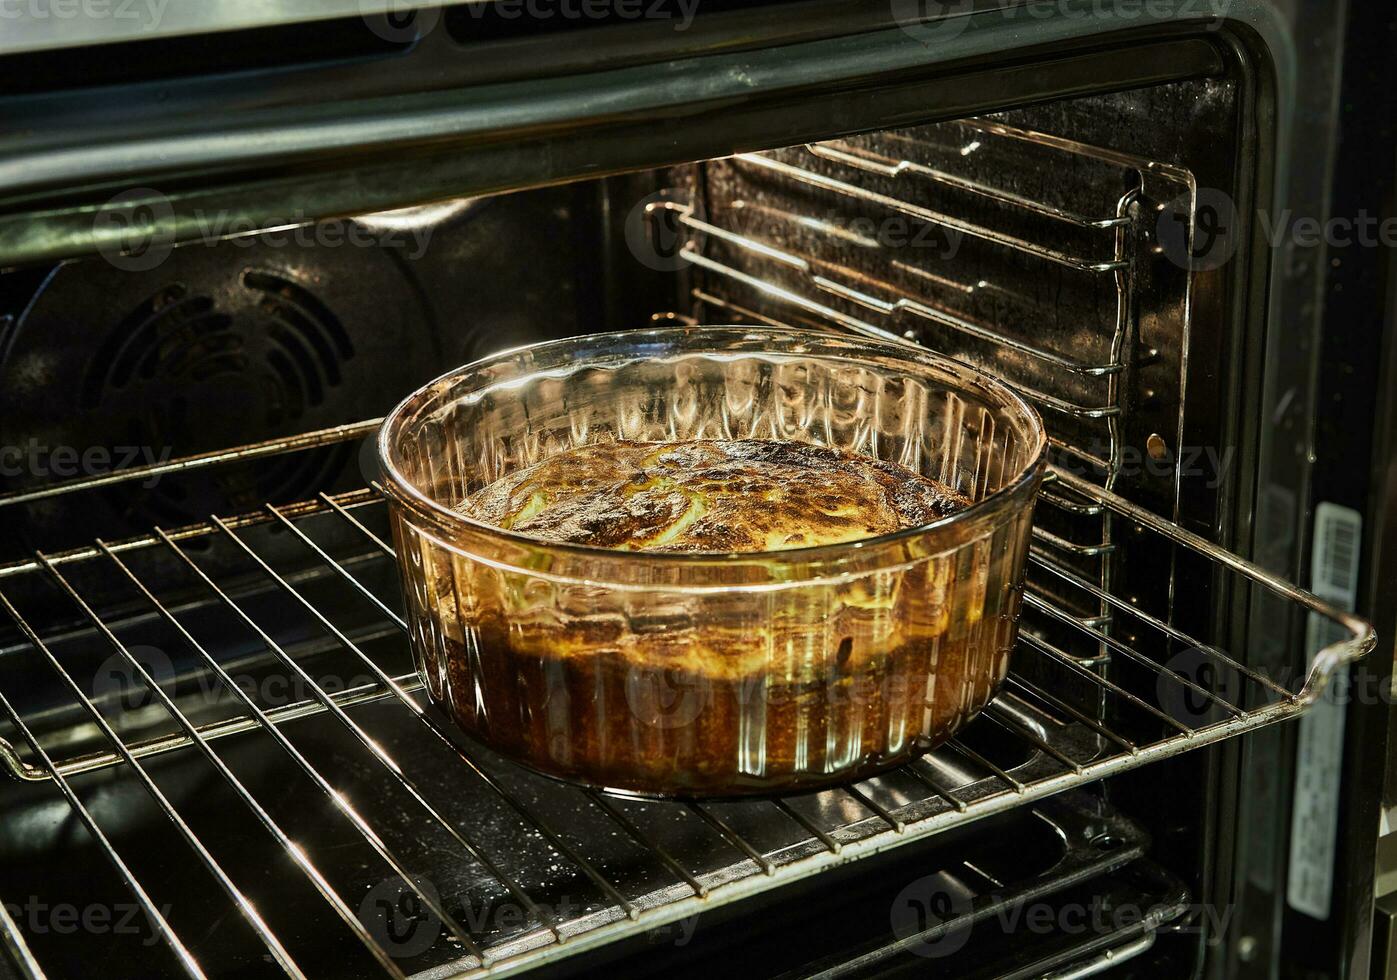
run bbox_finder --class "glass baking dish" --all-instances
[377,327,1047,797]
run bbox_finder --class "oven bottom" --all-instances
[0,753,1177,980]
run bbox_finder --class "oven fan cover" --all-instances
[0,237,440,558]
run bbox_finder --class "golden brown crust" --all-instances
[461,439,969,553]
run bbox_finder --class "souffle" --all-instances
[459,439,969,552]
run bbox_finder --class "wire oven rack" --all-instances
[0,421,1372,980]
[679,118,1194,474]
[667,117,1197,647]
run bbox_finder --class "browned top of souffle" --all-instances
[459,439,970,553]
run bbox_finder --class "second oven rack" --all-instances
[0,420,1373,980]
[671,116,1199,678]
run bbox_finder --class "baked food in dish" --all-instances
[427,439,1003,795]
[460,439,970,553]
[378,328,1046,797]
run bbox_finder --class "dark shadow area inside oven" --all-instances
[0,74,1277,980]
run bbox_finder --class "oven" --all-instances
[0,1,1392,977]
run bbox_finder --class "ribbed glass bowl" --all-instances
[377,327,1047,797]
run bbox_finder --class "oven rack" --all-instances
[686,120,1177,434]
[823,115,1161,225]
[677,219,1120,420]
[731,152,1127,275]
[680,218,1125,386]
[683,121,1197,592]
[799,139,1131,232]
[0,423,1372,980]
[667,200,1134,438]
[678,117,1190,639]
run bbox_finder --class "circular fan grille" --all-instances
[0,237,439,550]
[77,272,357,523]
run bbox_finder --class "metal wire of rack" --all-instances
[0,422,1373,980]
[676,117,1200,682]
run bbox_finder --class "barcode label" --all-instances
[1286,502,1362,921]
[1314,504,1360,599]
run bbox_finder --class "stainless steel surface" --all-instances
[682,121,1173,434]
[0,10,1226,267]
[0,422,1371,978]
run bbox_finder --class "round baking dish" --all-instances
[377,327,1047,797]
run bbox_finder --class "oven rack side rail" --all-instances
[0,422,1374,980]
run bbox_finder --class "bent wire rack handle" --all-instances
[0,426,1375,785]
[1046,464,1376,704]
